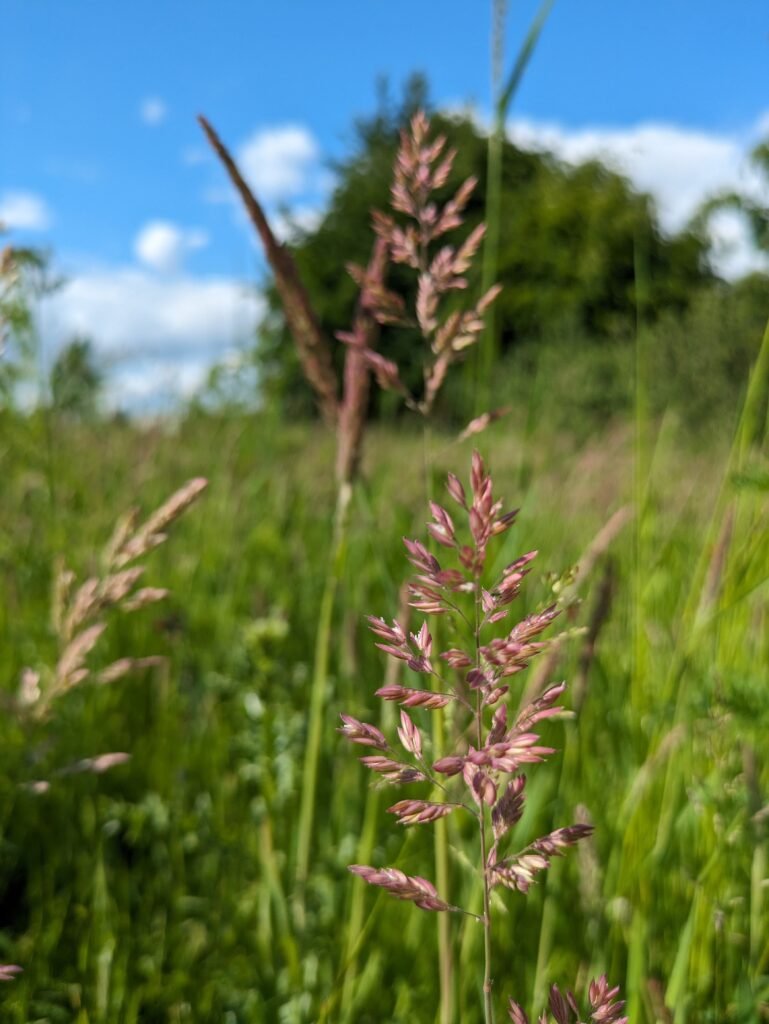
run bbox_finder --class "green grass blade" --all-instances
[477,0,557,411]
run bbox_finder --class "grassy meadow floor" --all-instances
[0,407,766,1022]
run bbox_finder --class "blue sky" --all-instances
[2,0,768,406]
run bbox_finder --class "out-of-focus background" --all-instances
[1,2,768,1022]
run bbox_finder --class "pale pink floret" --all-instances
[348,864,451,912]
[387,799,456,826]
[338,714,388,751]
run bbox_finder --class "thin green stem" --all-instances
[433,710,454,1024]
[452,907,487,924]
[339,783,382,1021]
[415,760,480,821]
[434,596,474,630]
[632,231,651,715]
[476,0,556,413]
[423,420,455,1024]
[480,807,494,1024]
[475,580,495,1024]
[426,668,475,711]
[293,479,353,928]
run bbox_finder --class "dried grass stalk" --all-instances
[198,115,339,427]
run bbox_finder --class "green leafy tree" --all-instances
[0,240,50,406]
[50,336,103,419]
[649,271,769,428]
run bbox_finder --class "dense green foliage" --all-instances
[482,272,769,439]
[49,338,103,420]
[0,390,767,1021]
[0,243,51,406]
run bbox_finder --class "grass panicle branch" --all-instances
[359,111,502,422]
[508,973,628,1024]
[345,109,508,1022]
[342,451,625,1022]
[23,477,207,723]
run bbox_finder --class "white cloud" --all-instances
[40,267,263,408]
[270,204,324,242]
[134,220,209,273]
[109,356,213,410]
[505,112,769,278]
[706,206,769,279]
[0,190,52,231]
[140,97,168,126]
[236,124,320,201]
[43,267,260,357]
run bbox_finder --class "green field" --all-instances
[1,390,767,1021]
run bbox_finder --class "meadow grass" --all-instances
[0,394,766,1022]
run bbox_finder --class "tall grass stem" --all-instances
[294,480,353,925]
[477,0,556,410]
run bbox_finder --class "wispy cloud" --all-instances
[42,266,264,370]
[109,356,216,410]
[235,124,320,202]
[140,96,168,127]
[134,220,209,273]
[0,190,52,231]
